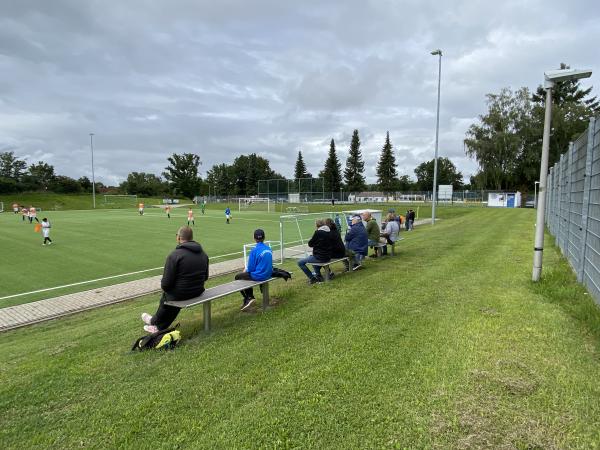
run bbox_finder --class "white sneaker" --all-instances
[144,325,158,333]
[241,298,255,311]
[141,313,153,325]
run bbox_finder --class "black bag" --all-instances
[131,324,181,351]
[271,268,292,281]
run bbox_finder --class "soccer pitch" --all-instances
[0,207,288,307]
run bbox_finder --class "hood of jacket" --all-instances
[177,240,204,253]
[317,225,330,232]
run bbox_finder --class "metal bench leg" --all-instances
[391,244,395,256]
[324,266,331,282]
[262,282,270,310]
[203,301,211,332]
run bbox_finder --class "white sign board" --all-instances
[438,185,453,201]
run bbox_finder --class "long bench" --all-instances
[164,278,277,332]
[310,257,350,282]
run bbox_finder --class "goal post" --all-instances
[103,194,138,205]
[0,202,3,213]
[279,211,350,262]
[238,197,272,212]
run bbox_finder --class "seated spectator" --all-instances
[234,229,273,311]
[141,226,209,332]
[362,211,380,257]
[380,213,400,255]
[345,214,368,270]
[325,218,352,273]
[297,219,332,284]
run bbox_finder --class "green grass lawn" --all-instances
[1,208,599,448]
[0,202,468,307]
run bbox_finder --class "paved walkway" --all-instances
[0,220,431,332]
[0,257,246,332]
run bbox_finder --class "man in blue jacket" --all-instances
[345,215,368,270]
[235,229,273,310]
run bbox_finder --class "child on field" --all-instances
[138,203,145,215]
[187,208,195,226]
[165,205,171,219]
[225,207,231,224]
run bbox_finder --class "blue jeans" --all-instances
[298,255,328,279]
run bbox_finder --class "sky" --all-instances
[1,0,599,186]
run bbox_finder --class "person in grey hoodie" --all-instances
[141,226,209,332]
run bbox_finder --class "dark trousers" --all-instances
[235,272,254,300]
[43,237,52,244]
[151,293,182,330]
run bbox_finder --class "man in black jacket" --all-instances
[141,226,209,332]
[297,219,331,284]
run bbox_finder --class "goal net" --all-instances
[238,197,272,212]
[104,194,138,205]
[279,211,351,261]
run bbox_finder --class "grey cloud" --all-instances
[0,0,599,185]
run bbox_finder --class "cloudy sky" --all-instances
[1,0,599,185]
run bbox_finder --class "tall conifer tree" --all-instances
[344,129,366,193]
[319,139,342,195]
[376,132,398,193]
[294,151,308,180]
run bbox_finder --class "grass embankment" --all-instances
[0,193,170,211]
[1,209,599,448]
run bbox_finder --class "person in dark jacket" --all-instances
[297,219,332,283]
[325,218,352,274]
[141,226,209,332]
[345,215,368,270]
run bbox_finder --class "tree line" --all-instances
[465,63,600,191]
[1,130,465,199]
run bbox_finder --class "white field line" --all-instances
[0,239,305,301]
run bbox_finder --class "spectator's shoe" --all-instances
[144,325,158,333]
[241,298,255,311]
[328,272,335,280]
[315,275,325,283]
[352,264,363,271]
[141,313,153,325]
[309,277,319,285]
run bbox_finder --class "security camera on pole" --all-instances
[532,68,592,281]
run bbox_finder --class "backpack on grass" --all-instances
[131,324,181,351]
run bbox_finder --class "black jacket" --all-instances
[308,226,332,261]
[328,228,346,258]
[161,241,209,301]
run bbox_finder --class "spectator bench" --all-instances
[164,278,278,332]
[310,257,350,282]
[372,237,404,257]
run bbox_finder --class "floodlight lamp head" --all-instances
[431,49,442,56]
[544,68,592,88]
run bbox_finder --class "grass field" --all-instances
[1,208,600,448]
[0,202,463,307]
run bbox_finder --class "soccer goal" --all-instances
[279,211,350,262]
[0,202,3,213]
[103,194,138,205]
[238,197,272,212]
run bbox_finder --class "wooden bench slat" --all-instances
[310,257,348,267]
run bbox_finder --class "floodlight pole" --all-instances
[90,133,96,209]
[431,49,442,225]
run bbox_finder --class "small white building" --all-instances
[487,192,522,208]
[347,191,394,203]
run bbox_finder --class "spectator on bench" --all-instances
[141,226,209,332]
[362,211,380,257]
[234,229,273,311]
[380,212,400,255]
[325,217,353,274]
[298,218,332,284]
[345,214,368,270]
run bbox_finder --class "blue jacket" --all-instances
[345,222,368,255]
[247,242,273,281]
[225,208,231,215]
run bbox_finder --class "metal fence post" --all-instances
[564,142,574,261]
[578,117,596,282]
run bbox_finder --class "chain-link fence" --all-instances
[545,115,600,305]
